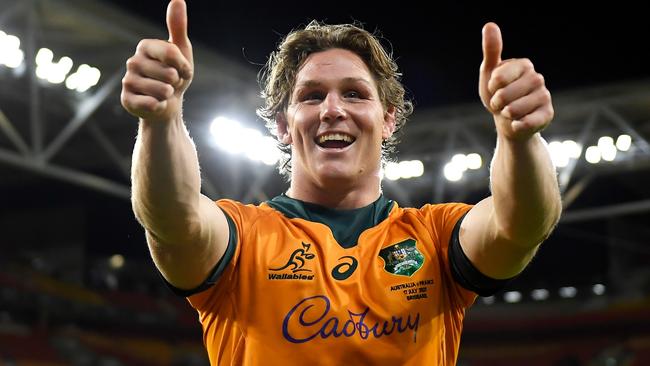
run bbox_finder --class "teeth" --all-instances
[317,133,354,144]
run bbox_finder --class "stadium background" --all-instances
[1,0,649,364]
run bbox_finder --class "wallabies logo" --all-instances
[270,242,316,273]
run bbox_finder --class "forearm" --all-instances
[490,133,561,247]
[131,116,202,243]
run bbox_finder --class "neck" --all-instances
[287,175,382,209]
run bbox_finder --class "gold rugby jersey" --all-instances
[186,194,476,366]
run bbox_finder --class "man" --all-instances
[121,0,561,364]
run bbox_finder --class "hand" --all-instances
[478,22,553,141]
[121,0,194,123]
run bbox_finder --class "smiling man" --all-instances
[121,0,562,365]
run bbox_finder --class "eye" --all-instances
[301,92,324,102]
[344,90,361,99]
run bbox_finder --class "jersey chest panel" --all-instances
[234,210,452,359]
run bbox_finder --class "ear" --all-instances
[382,105,397,140]
[276,112,292,144]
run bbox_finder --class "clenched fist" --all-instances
[478,23,554,141]
[121,0,193,123]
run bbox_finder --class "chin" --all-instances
[316,163,373,183]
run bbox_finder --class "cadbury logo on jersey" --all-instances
[282,295,420,344]
[268,242,316,281]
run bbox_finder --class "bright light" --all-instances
[398,160,424,179]
[109,254,124,269]
[548,141,570,168]
[35,48,74,84]
[451,154,468,172]
[0,31,25,68]
[259,136,281,166]
[33,48,101,91]
[384,162,401,181]
[559,286,577,298]
[616,134,631,151]
[598,136,614,150]
[466,153,482,170]
[398,161,414,179]
[443,162,463,182]
[563,140,582,159]
[585,146,601,164]
[66,64,101,92]
[35,48,53,65]
[410,160,424,177]
[531,288,549,301]
[209,116,280,166]
[592,283,606,295]
[504,291,522,303]
[600,144,617,162]
[210,116,242,153]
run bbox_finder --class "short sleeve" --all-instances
[419,203,476,308]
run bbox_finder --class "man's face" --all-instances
[280,48,395,188]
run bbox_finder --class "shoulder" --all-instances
[396,202,472,221]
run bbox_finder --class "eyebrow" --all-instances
[295,77,373,89]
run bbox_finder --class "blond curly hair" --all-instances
[257,20,413,179]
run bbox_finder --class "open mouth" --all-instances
[315,133,356,149]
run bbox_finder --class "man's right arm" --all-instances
[121,0,229,291]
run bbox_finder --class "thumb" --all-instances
[479,22,503,106]
[166,0,193,63]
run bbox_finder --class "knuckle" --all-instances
[532,73,545,87]
[162,84,174,99]
[136,39,148,52]
[165,68,179,83]
[121,76,135,89]
[120,91,129,107]
[491,72,505,85]
[491,91,503,109]
[136,39,156,52]
[521,58,534,70]
[125,57,135,69]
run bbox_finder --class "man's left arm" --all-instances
[460,22,562,280]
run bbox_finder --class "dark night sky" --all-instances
[100,0,650,109]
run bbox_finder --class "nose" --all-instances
[320,93,347,123]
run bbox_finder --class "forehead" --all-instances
[295,48,375,87]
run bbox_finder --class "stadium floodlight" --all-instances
[65,64,101,92]
[443,162,463,182]
[616,134,631,152]
[592,283,606,295]
[466,153,482,170]
[585,146,601,164]
[0,30,24,68]
[559,286,577,298]
[504,291,522,303]
[210,116,280,166]
[382,160,424,181]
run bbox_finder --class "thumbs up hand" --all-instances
[478,23,553,141]
[121,0,194,123]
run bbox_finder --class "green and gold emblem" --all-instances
[379,239,424,277]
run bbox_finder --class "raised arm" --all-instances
[460,23,562,280]
[121,0,229,290]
